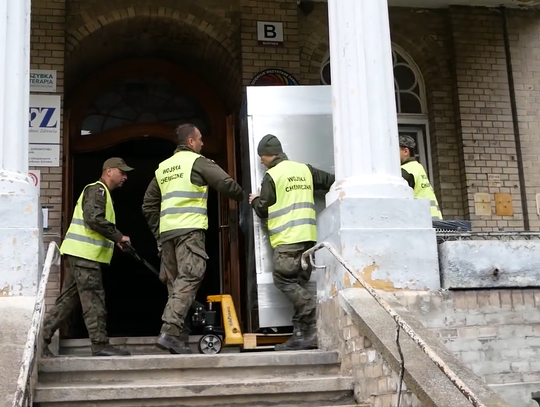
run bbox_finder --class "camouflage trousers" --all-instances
[160,230,208,337]
[42,255,109,350]
[272,242,316,329]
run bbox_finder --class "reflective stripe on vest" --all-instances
[156,151,208,233]
[59,181,116,264]
[266,161,317,248]
[401,160,443,220]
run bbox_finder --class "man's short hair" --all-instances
[175,124,197,145]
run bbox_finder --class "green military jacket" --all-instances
[142,145,244,243]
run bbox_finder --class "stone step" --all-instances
[58,336,220,356]
[38,350,341,383]
[34,376,355,407]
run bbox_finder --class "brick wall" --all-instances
[33,1,540,311]
[318,287,533,406]
[297,5,539,229]
[240,0,301,85]
[30,0,66,312]
[65,0,241,110]
[449,7,524,231]
[319,296,424,407]
[299,2,328,85]
[508,9,540,230]
[396,289,540,407]
[389,8,466,219]
[297,7,469,219]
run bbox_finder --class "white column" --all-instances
[1,0,30,174]
[326,0,411,205]
[316,0,440,298]
[0,0,41,297]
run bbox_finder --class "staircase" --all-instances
[34,350,363,407]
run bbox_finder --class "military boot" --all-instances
[156,333,192,355]
[304,324,318,348]
[275,324,314,351]
[92,344,131,356]
[41,339,55,358]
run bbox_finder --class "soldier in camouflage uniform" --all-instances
[249,135,334,351]
[142,124,244,354]
[42,158,134,357]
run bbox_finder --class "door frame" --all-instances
[63,58,243,326]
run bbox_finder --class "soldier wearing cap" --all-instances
[399,135,443,220]
[249,134,334,351]
[42,157,134,357]
[142,124,244,355]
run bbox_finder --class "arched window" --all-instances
[80,77,210,136]
[319,45,433,179]
[319,45,426,115]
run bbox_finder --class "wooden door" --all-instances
[60,108,71,291]
[219,115,243,326]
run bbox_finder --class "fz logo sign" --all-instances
[29,106,58,129]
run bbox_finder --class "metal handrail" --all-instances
[301,241,487,407]
[12,241,61,407]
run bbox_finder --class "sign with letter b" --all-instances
[257,21,284,46]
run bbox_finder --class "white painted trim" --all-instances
[396,114,429,125]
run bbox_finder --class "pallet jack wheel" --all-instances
[198,333,223,354]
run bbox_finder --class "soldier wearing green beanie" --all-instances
[249,134,335,351]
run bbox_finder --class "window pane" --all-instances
[321,63,331,85]
[93,92,122,114]
[399,92,422,114]
[81,115,105,135]
[394,64,416,91]
[80,76,211,135]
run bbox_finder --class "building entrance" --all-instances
[62,59,242,340]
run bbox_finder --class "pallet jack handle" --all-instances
[121,241,205,312]
[121,241,160,277]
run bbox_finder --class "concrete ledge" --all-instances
[0,297,35,406]
[439,240,540,289]
[339,289,512,407]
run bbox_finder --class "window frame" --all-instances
[320,44,433,182]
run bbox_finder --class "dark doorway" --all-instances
[67,137,222,339]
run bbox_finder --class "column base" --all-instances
[0,170,43,297]
[316,196,440,302]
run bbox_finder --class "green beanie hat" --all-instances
[257,134,283,156]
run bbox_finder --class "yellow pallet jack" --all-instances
[191,295,293,354]
[122,243,292,354]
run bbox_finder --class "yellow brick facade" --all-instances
[29,0,540,311]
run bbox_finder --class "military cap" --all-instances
[102,157,134,172]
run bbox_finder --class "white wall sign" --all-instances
[257,21,284,46]
[29,94,61,144]
[28,170,41,192]
[42,207,49,229]
[30,69,57,93]
[29,144,60,167]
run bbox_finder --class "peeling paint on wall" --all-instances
[0,285,12,296]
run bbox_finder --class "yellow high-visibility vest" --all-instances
[156,151,208,234]
[401,160,443,220]
[266,161,316,248]
[60,181,116,264]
